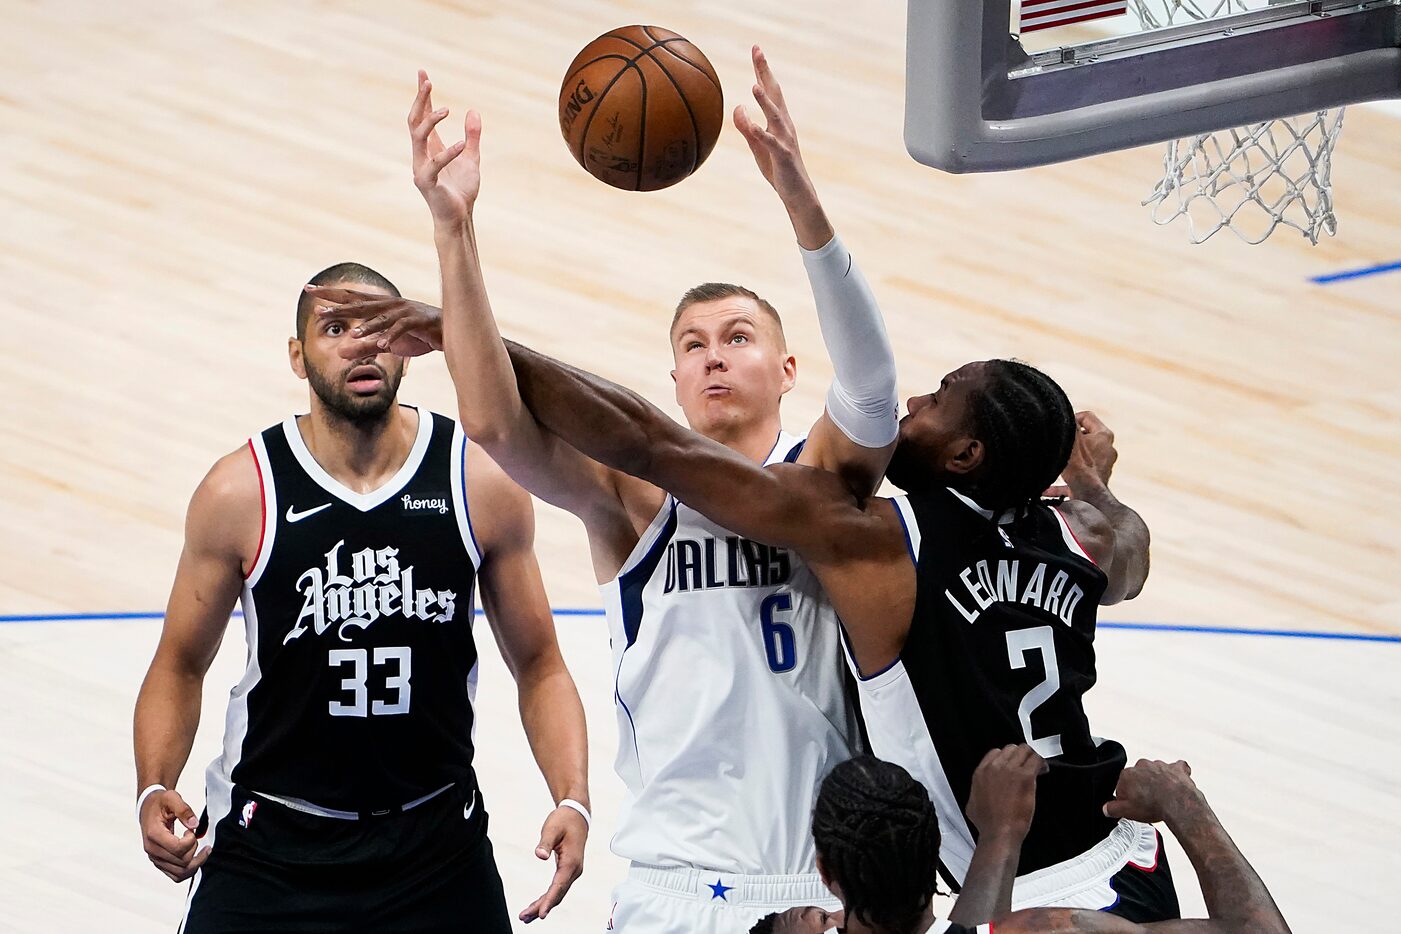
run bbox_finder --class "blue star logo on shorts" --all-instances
[707,878,733,901]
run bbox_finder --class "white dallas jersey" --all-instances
[603,431,862,874]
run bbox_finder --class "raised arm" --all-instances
[734,47,899,496]
[1108,760,1291,933]
[1050,411,1150,604]
[376,73,639,562]
[505,338,876,563]
[993,761,1291,934]
[133,446,259,882]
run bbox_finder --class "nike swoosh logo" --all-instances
[285,503,332,523]
[463,790,478,821]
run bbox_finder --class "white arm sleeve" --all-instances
[801,234,900,448]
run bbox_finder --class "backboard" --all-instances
[904,0,1401,173]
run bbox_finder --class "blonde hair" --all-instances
[670,282,785,349]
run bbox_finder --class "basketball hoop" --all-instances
[904,1,1395,199]
[1130,0,1347,243]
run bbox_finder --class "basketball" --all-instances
[558,26,724,192]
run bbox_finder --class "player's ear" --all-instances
[945,437,984,476]
[289,337,308,380]
[779,353,796,395]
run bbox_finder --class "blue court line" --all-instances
[1097,621,1400,644]
[0,609,1398,643]
[1310,259,1401,284]
[0,610,170,622]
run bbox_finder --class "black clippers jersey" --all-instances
[851,488,1122,886]
[208,408,482,813]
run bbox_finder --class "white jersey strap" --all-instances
[612,495,679,581]
[449,421,484,570]
[761,430,808,466]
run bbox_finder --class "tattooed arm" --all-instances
[1050,412,1151,604]
[994,760,1290,934]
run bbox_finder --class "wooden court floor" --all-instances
[2,2,1398,931]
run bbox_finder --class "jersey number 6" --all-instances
[760,592,797,673]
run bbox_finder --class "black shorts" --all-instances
[180,779,510,934]
[1104,831,1180,924]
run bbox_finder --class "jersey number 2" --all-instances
[760,593,797,673]
[1005,627,1063,758]
[327,647,412,717]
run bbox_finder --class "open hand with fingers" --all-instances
[1104,758,1202,825]
[302,287,444,359]
[966,744,1048,844]
[140,787,209,882]
[1044,411,1119,499]
[732,46,832,248]
[519,803,587,923]
[409,69,482,228]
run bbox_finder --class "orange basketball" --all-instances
[559,26,723,192]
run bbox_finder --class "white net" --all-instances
[1143,110,1345,244]
[1129,0,1346,243]
[1130,0,1247,28]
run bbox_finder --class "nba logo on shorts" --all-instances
[238,799,258,828]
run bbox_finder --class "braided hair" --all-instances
[812,756,940,934]
[962,359,1076,517]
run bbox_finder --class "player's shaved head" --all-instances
[672,282,786,349]
[296,262,401,340]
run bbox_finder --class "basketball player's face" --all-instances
[291,283,407,423]
[764,906,842,933]
[886,361,987,492]
[670,298,795,437]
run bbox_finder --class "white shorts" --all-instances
[1011,818,1161,910]
[604,864,841,934]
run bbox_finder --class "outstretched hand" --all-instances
[409,69,482,228]
[304,287,443,358]
[732,46,831,249]
[518,805,587,923]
